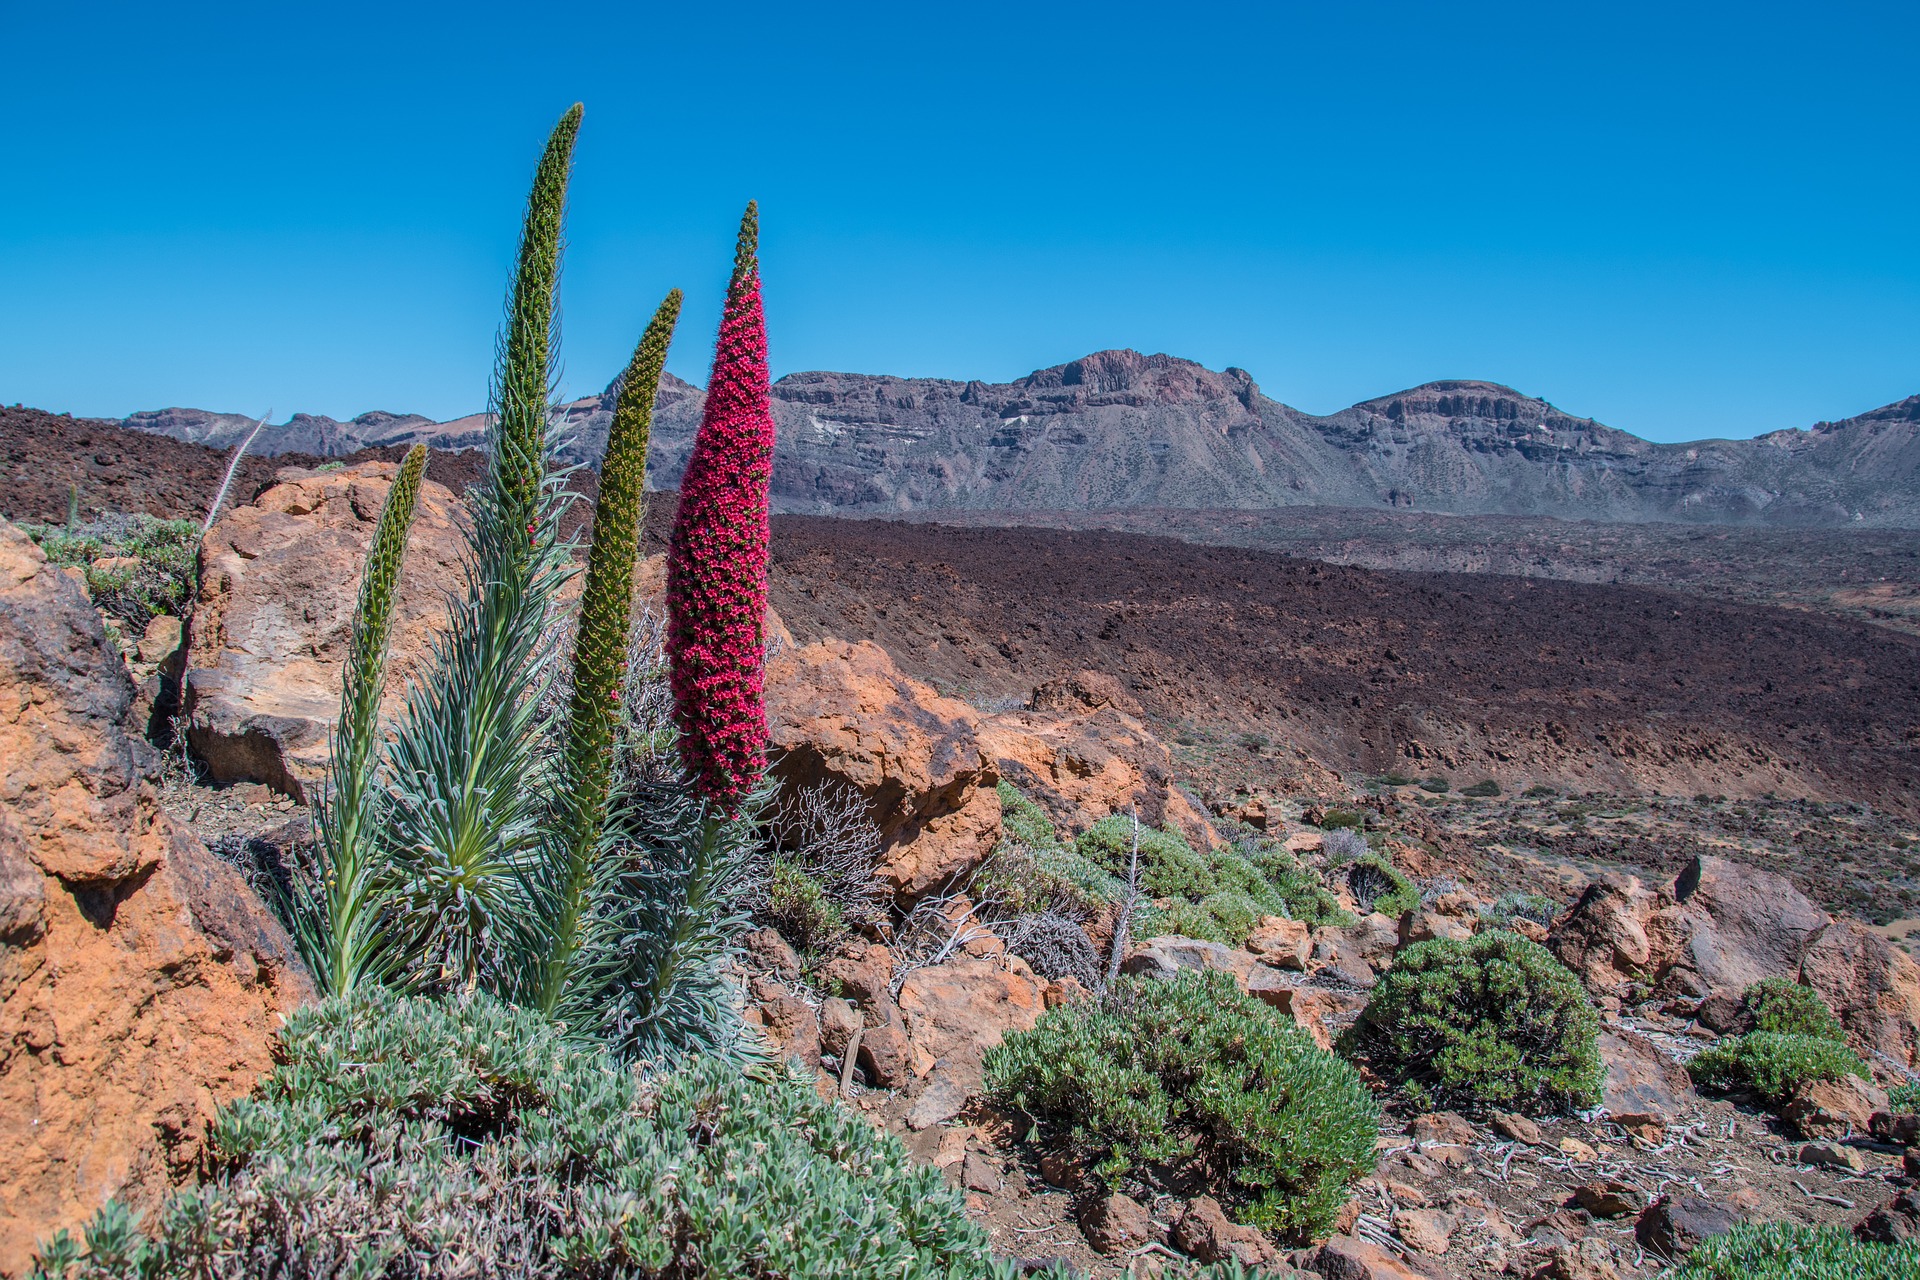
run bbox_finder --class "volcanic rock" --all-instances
[184,460,466,800]
[0,520,308,1273]
[765,638,1001,898]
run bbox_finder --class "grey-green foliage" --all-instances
[381,106,585,991]
[295,445,428,998]
[1344,853,1418,918]
[1344,930,1602,1115]
[26,987,993,1280]
[1667,1222,1920,1279]
[985,971,1378,1242]
[1070,815,1349,944]
[24,513,199,630]
[992,781,1122,911]
[1686,1031,1867,1106]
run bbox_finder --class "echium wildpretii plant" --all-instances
[292,444,427,998]
[381,103,585,989]
[289,103,771,1062]
[666,201,776,812]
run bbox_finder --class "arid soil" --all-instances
[762,518,1920,823]
[0,405,537,530]
[909,505,1920,637]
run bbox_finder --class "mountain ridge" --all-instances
[104,349,1920,527]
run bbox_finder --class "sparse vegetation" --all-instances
[1343,852,1418,918]
[1344,930,1602,1115]
[1481,891,1561,928]
[1741,977,1848,1042]
[985,971,1379,1240]
[1686,1031,1867,1106]
[1461,779,1501,797]
[1667,1221,1920,1279]
[23,513,199,630]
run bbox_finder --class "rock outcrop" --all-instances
[765,639,1001,898]
[0,520,308,1274]
[185,460,466,800]
[979,669,1218,848]
[1553,855,1920,1068]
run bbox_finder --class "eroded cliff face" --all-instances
[114,348,1920,527]
[0,520,309,1276]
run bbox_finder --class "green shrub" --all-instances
[25,514,200,631]
[1076,816,1216,899]
[1345,853,1419,918]
[1686,1031,1867,1106]
[1318,809,1366,829]
[1481,892,1561,928]
[1523,785,1558,798]
[1742,978,1847,1043]
[985,971,1378,1241]
[764,856,845,952]
[1889,1080,1920,1113]
[1418,778,1450,793]
[1240,842,1351,927]
[1460,780,1501,798]
[1667,1221,1920,1279]
[990,782,1122,914]
[1344,930,1602,1115]
[29,988,993,1279]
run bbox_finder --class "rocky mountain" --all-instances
[114,349,1920,526]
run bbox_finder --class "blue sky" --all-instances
[1,1,1914,442]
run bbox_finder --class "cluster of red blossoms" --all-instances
[665,203,775,812]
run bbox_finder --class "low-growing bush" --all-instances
[1318,809,1366,830]
[1077,815,1217,900]
[1460,780,1501,798]
[24,513,200,631]
[1418,777,1450,794]
[1686,1031,1867,1106]
[1343,930,1602,1115]
[1889,1080,1920,1113]
[764,856,845,952]
[1741,978,1847,1043]
[30,987,998,1279]
[1344,853,1419,918]
[1667,1221,1920,1279]
[1481,892,1561,929]
[985,971,1378,1241]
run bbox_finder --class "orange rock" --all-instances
[185,460,468,800]
[1,521,309,1275]
[765,639,1000,898]
[896,954,1046,1080]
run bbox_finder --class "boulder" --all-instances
[1783,1073,1888,1140]
[1172,1195,1277,1266]
[0,520,309,1274]
[1391,1207,1455,1254]
[1549,876,1657,991]
[1668,855,1830,996]
[766,639,1001,898]
[1398,910,1472,948]
[1855,1188,1920,1245]
[184,461,467,800]
[979,670,1218,851]
[1798,919,1920,1069]
[1124,935,1259,985]
[1635,1194,1741,1259]
[1596,1028,1696,1125]
[1309,1234,1450,1280]
[1798,1141,1867,1173]
[1079,1192,1153,1254]
[1409,1112,1479,1148]
[1570,1180,1642,1219]
[896,954,1046,1082]
[746,978,820,1069]
[1246,915,1312,969]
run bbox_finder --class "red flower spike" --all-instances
[665,202,774,812]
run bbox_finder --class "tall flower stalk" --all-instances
[665,202,775,814]
[536,288,683,1017]
[384,104,583,989]
[295,444,428,997]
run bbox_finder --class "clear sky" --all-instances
[2,1,1914,442]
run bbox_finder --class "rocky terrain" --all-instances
[94,348,1920,526]
[8,419,1920,1275]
